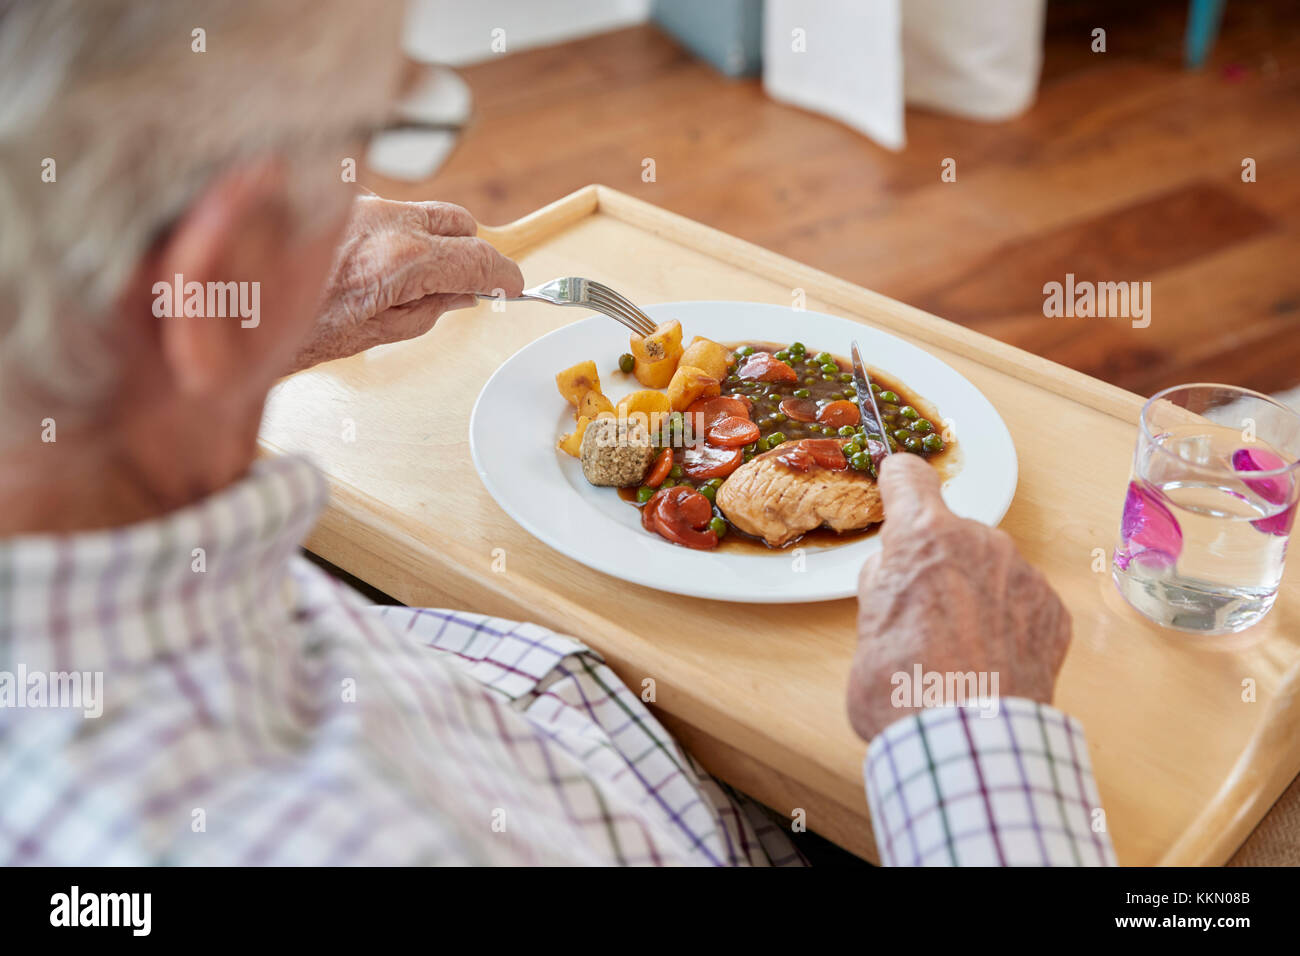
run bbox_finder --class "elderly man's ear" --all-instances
[128,158,336,399]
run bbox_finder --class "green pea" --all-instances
[850,452,871,472]
[636,486,655,503]
[619,353,635,374]
[879,390,899,404]
[699,484,717,503]
[768,431,787,447]
[669,464,683,480]
[900,405,919,420]
[820,363,838,375]
[842,442,861,456]
[844,387,857,398]
[736,345,756,357]
[911,419,934,434]
[793,388,810,398]
[705,477,724,489]
[923,433,944,452]
[837,425,856,437]
[814,351,833,364]
[822,373,836,381]
[774,350,790,361]
[743,452,754,462]
[870,383,881,394]
[903,436,922,452]
[804,376,818,385]
[709,516,727,537]
[892,428,910,442]
[790,341,806,355]
[772,412,788,423]
[744,442,757,455]
[839,372,854,383]
[755,437,771,452]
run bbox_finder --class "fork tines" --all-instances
[587,282,657,336]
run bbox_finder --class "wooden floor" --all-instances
[369,0,1300,398]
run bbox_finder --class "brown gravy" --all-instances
[624,341,961,552]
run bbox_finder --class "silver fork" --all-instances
[477,277,657,336]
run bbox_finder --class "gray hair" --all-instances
[0,0,401,432]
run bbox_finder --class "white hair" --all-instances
[0,0,401,433]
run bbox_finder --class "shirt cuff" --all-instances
[864,698,1117,866]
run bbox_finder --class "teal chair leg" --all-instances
[1185,0,1226,69]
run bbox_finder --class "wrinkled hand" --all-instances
[846,453,1072,742]
[293,196,524,371]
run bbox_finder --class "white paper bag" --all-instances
[763,0,1047,150]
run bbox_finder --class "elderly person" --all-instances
[0,0,1113,866]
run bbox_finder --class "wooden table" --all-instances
[259,185,1300,864]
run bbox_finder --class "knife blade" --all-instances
[851,341,892,475]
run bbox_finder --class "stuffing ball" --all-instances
[580,417,656,487]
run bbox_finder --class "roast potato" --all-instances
[630,320,684,388]
[678,337,732,382]
[615,389,671,432]
[577,389,615,420]
[666,365,721,412]
[557,415,593,457]
[555,361,601,406]
[630,320,682,363]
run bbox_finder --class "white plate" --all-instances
[469,302,1018,603]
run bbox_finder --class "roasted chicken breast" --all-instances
[715,445,884,547]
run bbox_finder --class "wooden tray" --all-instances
[260,185,1300,865]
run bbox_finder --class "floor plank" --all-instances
[366,0,1300,396]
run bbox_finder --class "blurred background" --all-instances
[362,0,1299,403]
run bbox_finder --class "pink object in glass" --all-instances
[1232,448,1297,537]
[1114,480,1183,571]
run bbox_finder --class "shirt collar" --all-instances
[0,455,326,673]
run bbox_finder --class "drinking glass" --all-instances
[1112,384,1300,634]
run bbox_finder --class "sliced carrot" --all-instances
[683,442,744,480]
[686,395,750,428]
[778,397,820,423]
[817,400,861,428]
[736,352,798,384]
[642,496,660,532]
[773,439,849,473]
[647,487,718,550]
[707,415,760,448]
[644,448,673,488]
